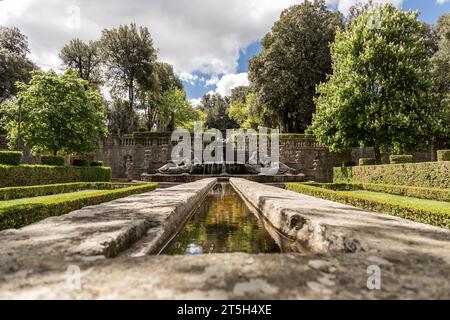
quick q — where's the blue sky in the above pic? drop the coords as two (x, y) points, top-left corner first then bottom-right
(184, 0), (450, 101)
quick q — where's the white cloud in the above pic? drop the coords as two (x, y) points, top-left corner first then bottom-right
(436, 0), (449, 5)
(205, 75), (220, 87)
(215, 73), (249, 96)
(190, 98), (203, 108)
(325, 0), (404, 14)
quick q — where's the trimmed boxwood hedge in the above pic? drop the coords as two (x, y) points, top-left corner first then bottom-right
(0, 165), (112, 187)
(389, 155), (413, 164)
(359, 158), (376, 166)
(0, 151), (22, 165)
(41, 156), (65, 166)
(334, 161), (450, 189)
(90, 161), (104, 167)
(0, 183), (158, 230)
(301, 182), (450, 202)
(72, 159), (89, 167)
(286, 183), (450, 229)
(0, 182), (138, 201)
(438, 150), (450, 162)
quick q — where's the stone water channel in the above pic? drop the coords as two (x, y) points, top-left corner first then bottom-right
(1, 178), (450, 299)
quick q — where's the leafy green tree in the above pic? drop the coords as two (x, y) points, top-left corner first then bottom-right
(431, 14), (450, 147)
(2, 69), (107, 155)
(249, 0), (343, 132)
(59, 38), (102, 88)
(228, 87), (264, 129)
(158, 88), (203, 131)
(100, 23), (157, 113)
(106, 97), (139, 135)
(310, 4), (434, 161)
(201, 93), (238, 131)
(0, 26), (36, 103)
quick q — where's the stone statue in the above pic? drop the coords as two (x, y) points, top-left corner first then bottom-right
(157, 159), (192, 175)
(143, 150), (151, 173)
(125, 156), (134, 181)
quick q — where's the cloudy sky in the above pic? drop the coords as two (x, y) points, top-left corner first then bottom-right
(1, 0), (449, 104)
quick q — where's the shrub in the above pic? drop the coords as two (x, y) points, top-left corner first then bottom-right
(0, 182), (138, 201)
(334, 161), (450, 189)
(0, 183), (158, 230)
(359, 158), (376, 166)
(390, 155), (413, 164)
(286, 183), (450, 229)
(0, 151), (22, 165)
(0, 165), (112, 187)
(90, 161), (104, 167)
(437, 150), (450, 162)
(342, 161), (356, 167)
(72, 159), (89, 167)
(41, 155), (65, 166)
(301, 182), (450, 202)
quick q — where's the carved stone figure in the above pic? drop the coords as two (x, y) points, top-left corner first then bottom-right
(125, 156), (134, 181)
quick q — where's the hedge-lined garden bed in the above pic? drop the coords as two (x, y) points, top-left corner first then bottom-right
(285, 183), (450, 229)
(333, 161), (450, 189)
(0, 183), (158, 230)
(300, 182), (450, 202)
(0, 165), (112, 187)
(0, 182), (139, 201)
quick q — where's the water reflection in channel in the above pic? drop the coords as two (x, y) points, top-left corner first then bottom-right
(163, 183), (281, 255)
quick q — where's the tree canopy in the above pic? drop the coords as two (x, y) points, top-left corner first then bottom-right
(249, 0), (343, 133)
(310, 4), (435, 161)
(2, 69), (107, 155)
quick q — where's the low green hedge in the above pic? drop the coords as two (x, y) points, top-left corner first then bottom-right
(0, 182), (138, 201)
(438, 150), (450, 162)
(0, 183), (158, 230)
(0, 165), (112, 187)
(90, 161), (104, 167)
(0, 151), (22, 165)
(334, 161), (450, 189)
(72, 159), (90, 167)
(41, 156), (65, 166)
(286, 183), (450, 229)
(359, 158), (376, 166)
(389, 155), (413, 164)
(301, 182), (450, 202)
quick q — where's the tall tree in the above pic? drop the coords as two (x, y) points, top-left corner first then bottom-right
(310, 4), (434, 161)
(201, 93), (238, 131)
(2, 69), (106, 155)
(59, 38), (102, 88)
(0, 26), (35, 103)
(106, 97), (139, 135)
(249, 0), (343, 132)
(431, 14), (450, 147)
(100, 23), (157, 114)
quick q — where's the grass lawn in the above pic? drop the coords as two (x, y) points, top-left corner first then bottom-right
(286, 183), (450, 229)
(348, 190), (450, 212)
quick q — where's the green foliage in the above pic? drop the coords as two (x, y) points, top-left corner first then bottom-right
(2, 69), (107, 155)
(228, 90), (265, 129)
(201, 93), (238, 131)
(0, 165), (112, 187)
(0, 183), (157, 230)
(438, 150), (450, 162)
(100, 23), (157, 110)
(0, 151), (22, 165)
(390, 155), (413, 164)
(90, 161), (104, 167)
(249, 0), (343, 132)
(359, 158), (376, 166)
(72, 159), (89, 167)
(41, 156), (65, 166)
(286, 183), (450, 229)
(0, 26), (36, 103)
(333, 161), (450, 189)
(311, 4), (434, 160)
(301, 182), (450, 202)
(59, 38), (102, 88)
(0, 182), (138, 201)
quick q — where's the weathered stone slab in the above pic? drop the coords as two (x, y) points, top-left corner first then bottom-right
(0, 252), (449, 299)
(230, 178), (450, 263)
(0, 179), (216, 275)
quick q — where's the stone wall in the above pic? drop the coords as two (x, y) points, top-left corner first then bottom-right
(94, 133), (352, 182)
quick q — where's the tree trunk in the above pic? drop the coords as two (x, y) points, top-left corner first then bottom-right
(373, 141), (382, 164)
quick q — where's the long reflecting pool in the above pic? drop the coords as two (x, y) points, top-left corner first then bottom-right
(163, 183), (280, 255)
